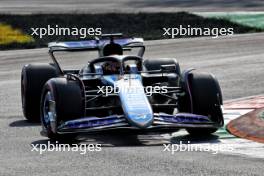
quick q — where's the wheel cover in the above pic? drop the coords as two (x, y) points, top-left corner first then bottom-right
(43, 91), (57, 133)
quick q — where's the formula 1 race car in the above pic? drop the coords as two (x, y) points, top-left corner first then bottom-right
(21, 33), (224, 140)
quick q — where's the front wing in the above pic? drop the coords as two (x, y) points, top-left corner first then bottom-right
(41, 113), (222, 136)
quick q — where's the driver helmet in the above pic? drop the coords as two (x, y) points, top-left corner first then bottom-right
(102, 61), (120, 74)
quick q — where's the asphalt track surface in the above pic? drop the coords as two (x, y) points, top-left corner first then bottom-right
(0, 33), (264, 175)
(0, 0), (264, 14)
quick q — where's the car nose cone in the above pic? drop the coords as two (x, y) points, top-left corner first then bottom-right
(127, 113), (153, 128)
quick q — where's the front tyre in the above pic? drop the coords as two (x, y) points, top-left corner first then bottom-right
(181, 71), (224, 136)
(40, 78), (84, 141)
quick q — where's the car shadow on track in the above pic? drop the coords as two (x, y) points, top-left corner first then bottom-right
(170, 134), (221, 144)
(31, 132), (222, 148)
(9, 119), (222, 147)
(31, 134), (164, 147)
(9, 119), (40, 127)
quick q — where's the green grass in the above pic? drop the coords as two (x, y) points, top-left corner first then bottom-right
(260, 111), (264, 120)
(200, 13), (264, 29)
(0, 12), (262, 50)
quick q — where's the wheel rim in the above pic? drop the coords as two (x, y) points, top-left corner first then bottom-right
(43, 91), (57, 133)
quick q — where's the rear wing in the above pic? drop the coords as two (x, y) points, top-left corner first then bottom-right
(48, 36), (145, 74)
(48, 37), (144, 52)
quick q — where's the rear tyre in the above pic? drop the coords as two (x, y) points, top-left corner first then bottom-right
(40, 78), (84, 141)
(143, 58), (180, 75)
(181, 71), (223, 136)
(143, 58), (181, 114)
(21, 63), (58, 122)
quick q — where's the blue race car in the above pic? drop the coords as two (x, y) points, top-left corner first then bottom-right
(21, 34), (224, 140)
